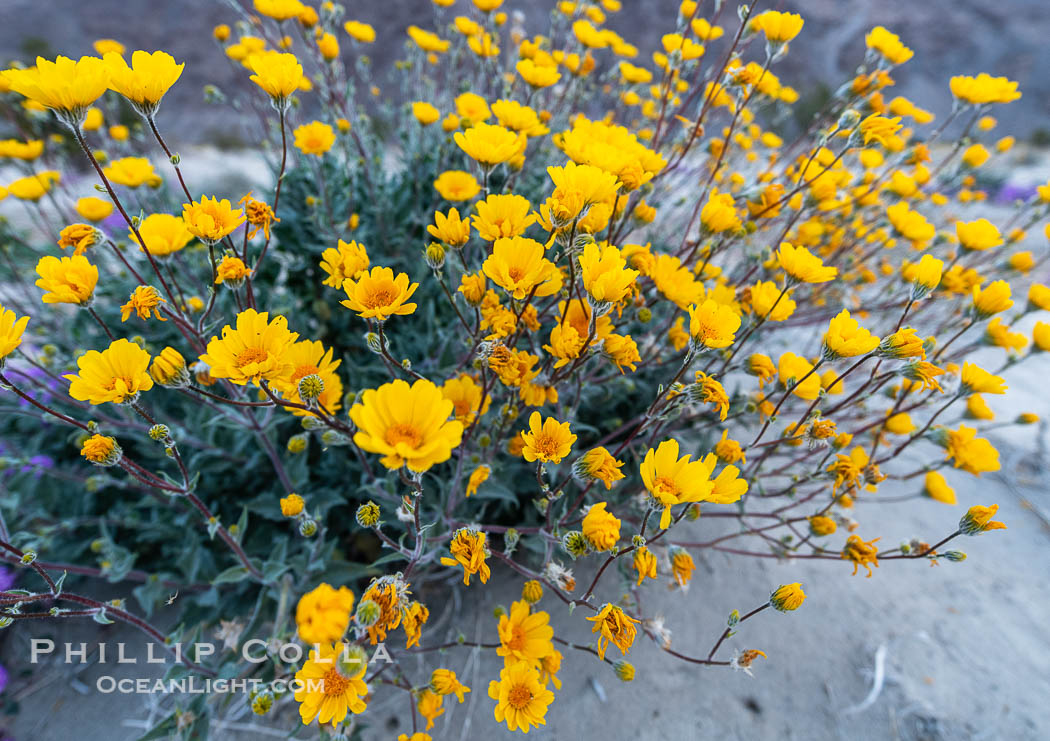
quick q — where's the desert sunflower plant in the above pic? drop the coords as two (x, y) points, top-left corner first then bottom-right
(0, 0), (1044, 737)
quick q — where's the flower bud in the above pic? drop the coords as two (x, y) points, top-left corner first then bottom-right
(562, 530), (589, 559)
(148, 424), (170, 442)
(149, 347), (190, 388)
(522, 579), (543, 604)
(356, 599), (381, 627)
(425, 242), (446, 270)
(613, 660), (635, 682)
(365, 332), (382, 354)
(250, 688), (274, 715)
(356, 500), (380, 527)
(769, 582), (806, 612)
(287, 434), (308, 454)
(297, 374), (324, 405)
(298, 518), (317, 537)
(280, 493), (305, 517)
(336, 644), (370, 678)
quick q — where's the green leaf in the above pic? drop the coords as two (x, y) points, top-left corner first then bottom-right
(212, 565), (250, 585)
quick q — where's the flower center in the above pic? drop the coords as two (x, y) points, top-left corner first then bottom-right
(507, 683), (532, 710)
(291, 363), (320, 384)
(322, 668), (349, 697)
(505, 625), (526, 652)
(651, 476), (681, 503)
(385, 423), (422, 449)
(507, 266), (525, 282)
(531, 433), (560, 458)
(236, 347), (268, 367)
(453, 400), (472, 418)
(363, 285), (398, 308)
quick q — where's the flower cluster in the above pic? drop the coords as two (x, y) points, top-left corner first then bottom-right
(0, 0), (1038, 737)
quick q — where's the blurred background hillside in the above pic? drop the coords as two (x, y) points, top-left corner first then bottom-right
(3, 0), (1050, 147)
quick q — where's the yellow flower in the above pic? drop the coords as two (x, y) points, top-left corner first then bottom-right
(777, 242), (837, 284)
(1028, 283), (1050, 311)
(865, 26), (913, 64)
(578, 243), (638, 306)
(214, 255), (252, 286)
(2, 55), (109, 123)
(293, 120), (335, 155)
(950, 74), (1021, 105)
(103, 51), (183, 115)
(248, 51), (303, 101)
(7, 171), (60, 201)
(0, 304), (30, 361)
(971, 280), (1013, 317)
(441, 527), (490, 585)
(276, 339), (344, 417)
(748, 281), (794, 321)
(454, 91), (491, 123)
(103, 156), (161, 188)
(496, 599), (554, 667)
(943, 425), (1000, 475)
(858, 114), (902, 147)
(254, 0), (307, 21)
(407, 25), (451, 53)
(488, 660), (555, 733)
(842, 534), (881, 577)
(777, 352), (822, 400)
(433, 170), (481, 201)
(1035, 322), (1050, 352)
(280, 493), (305, 517)
(670, 547), (695, 587)
(517, 58), (561, 88)
(492, 99), (548, 137)
(358, 575), (411, 644)
(412, 101), (440, 125)
(749, 10), (804, 43)
(149, 347), (189, 387)
(339, 266), (418, 321)
(959, 504), (1007, 535)
(296, 583), (355, 644)
(748, 353), (777, 387)
(960, 363), (1007, 395)
(349, 378), (464, 472)
(441, 373), (490, 424)
(120, 285), (166, 322)
(574, 447), (625, 489)
(769, 582), (806, 611)
(688, 299), (741, 350)
(66, 338), (153, 405)
(80, 434), (121, 466)
(483, 236), (558, 300)
(431, 669), (471, 703)
(458, 272), (487, 306)
(923, 471), (956, 505)
(344, 20), (376, 43)
(293, 642), (368, 726)
(75, 196), (114, 222)
(823, 309), (879, 359)
(640, 439), (714, 530)
(319, 239), (370, 288)
(887, 202), (935, 247)
(520, 411), (576, 463)
(454, 122), (525, 168)
(428, 208), (471, 247)
(700, 189), (742, 233)
(586, 603), (639, 660)
(316, 32), (339, 60)
(548, 160), (620, 208)
(808, 515), (837, 536)
(239, 192), (279, 240)
(633, 546), (658, 585)
(415, 689), (444, 731)
(955, 218), (1003, 251)
(466, 464), (490, 496)
(199, 308), (298, 386)
(402, 600), (429, 649)
(182, 196), (246, 244)
(130, 213), (195, 257)
(35, 254), (98, 305)
(911, 254), (943, 296)
(473, 194), (537, 241)
(57, 223), (99, 257)
(582, 501), (621, 551)
(0, 138), (44, 160)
